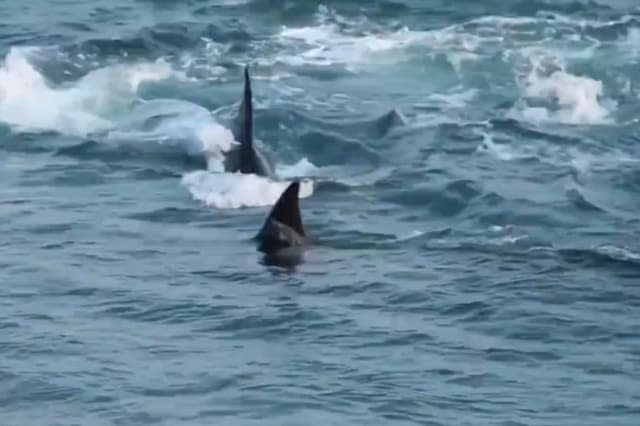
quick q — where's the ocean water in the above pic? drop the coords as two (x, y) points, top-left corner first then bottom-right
(1, 0), (640, 424)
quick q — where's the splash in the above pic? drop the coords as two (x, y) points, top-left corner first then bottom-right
(0, 47), (179, 137)
(181, 165), (315, 210)
(106, 98), (237, 167)
(512, 51), (612, 125)
(0, 46), (321, 211)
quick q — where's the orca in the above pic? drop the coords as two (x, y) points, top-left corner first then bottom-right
(224, 65), (274, 177)
(255, 181), (309, 255)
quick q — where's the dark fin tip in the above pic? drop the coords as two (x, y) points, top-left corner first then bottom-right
(237, 63), (253, 152)
(268, 181), (305, 236)
(244, 64), (251, 91)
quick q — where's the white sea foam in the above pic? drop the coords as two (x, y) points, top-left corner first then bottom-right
(0, 47), (181, 137)
(274, 20), (487, 73)
(268, 4), (634, 108)
(181, 165), (315, 209)
(180, 153), (395, 209)
(108, 100), (319, 209)
(0, 47), (319, 211)
(269, 10), (557, 69)
(271, 5), (430, 69)
(521, 71), (610, 124)
(0, 47), (318, 210)
(106, 98), (237, 168)
(230, 5), (640, 99)
(275, 24), (425, 69)
(511, 50), (613, 125)
(105, 98), (318, 210)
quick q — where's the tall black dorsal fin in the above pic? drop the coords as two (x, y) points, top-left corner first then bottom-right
(262, 181), (305, 236)
(237, 65), (253, 151)
(226, 65), (274, 177)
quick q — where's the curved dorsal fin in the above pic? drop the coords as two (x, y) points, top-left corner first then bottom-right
(263, 181), (305, 236)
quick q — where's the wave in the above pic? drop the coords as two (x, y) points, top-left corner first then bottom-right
(3, 6), (636, 212)
(6, 6), (633, 132)
(477, 125), (638, 179)
(0, 45), (408, 210)
(0, 47), (317, 209)
(558, 245), (640, 270)
(0, 46), (180, 137)
(263, 5), (635, 126)
(268, 6), (640, 66)
(0, 47), (241, 170)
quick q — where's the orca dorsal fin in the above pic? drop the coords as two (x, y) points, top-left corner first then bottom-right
(263, 181), (305, 236)
(237, 65), (253, 151)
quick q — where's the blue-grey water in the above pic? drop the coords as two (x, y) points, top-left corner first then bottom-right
(1, 1), (640, 425)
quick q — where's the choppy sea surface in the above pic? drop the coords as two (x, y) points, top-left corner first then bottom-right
(1, 1), (640, 425)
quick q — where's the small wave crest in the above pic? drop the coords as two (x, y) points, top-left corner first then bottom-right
(559, 245), (640, 269)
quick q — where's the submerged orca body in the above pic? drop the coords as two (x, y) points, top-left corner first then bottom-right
(224, 66), (274, 177)
(255, 181), (309, 255)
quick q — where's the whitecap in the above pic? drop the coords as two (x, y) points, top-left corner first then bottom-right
(0, 46), (181, 137)
(511, 50), (613, 125)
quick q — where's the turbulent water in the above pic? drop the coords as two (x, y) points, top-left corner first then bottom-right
(2, 0), (640, 424)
